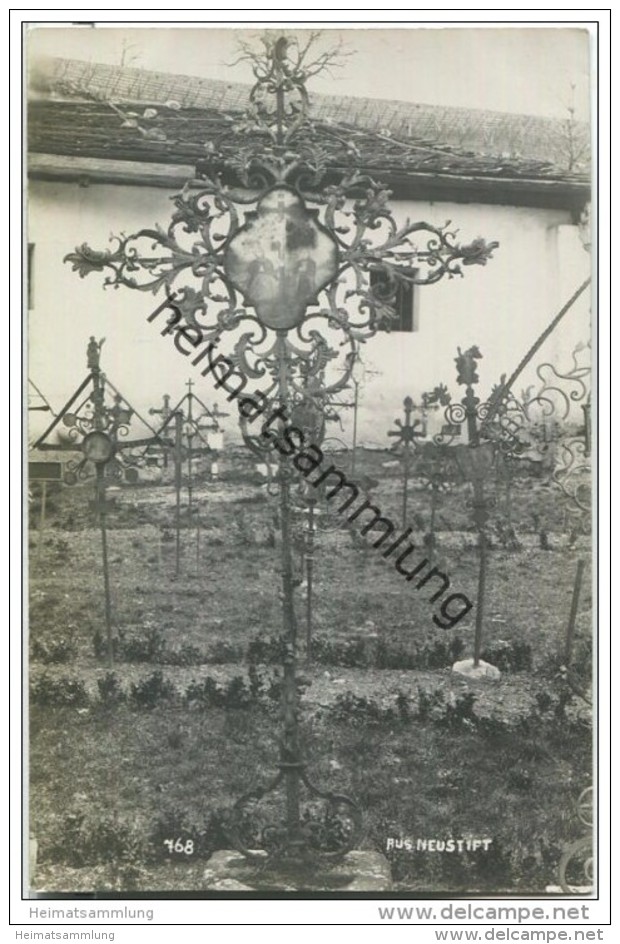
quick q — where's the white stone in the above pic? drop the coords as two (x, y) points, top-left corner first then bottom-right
(452, 657), (501, 680)
(203, 849), (392, 891)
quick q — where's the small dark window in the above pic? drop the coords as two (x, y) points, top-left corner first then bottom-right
(370, 270), (417, 332)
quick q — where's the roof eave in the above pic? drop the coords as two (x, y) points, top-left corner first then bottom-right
(28, 152), (590, 213)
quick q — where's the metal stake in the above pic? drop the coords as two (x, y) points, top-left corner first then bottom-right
(351, 380), (359, 476)
(280, 467), (302, 847)
(276, 331), (303, 853)
(149, 394), (172, 468)
(305, 499), (316, 663)
(196, 516), (201, 576)
(428, 480), (438, 567)
(474, 516), (488, 668)
(565, 559), (586, 666)
(186, 379), (194, 516)
(174, 411), (182, 578)
(95, 463), (114, 668)
(402, 444), (410, 528)
(387, 397), (425, 528)
(36, 481), (47, 565)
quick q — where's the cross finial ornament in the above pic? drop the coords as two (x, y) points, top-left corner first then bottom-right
(149, 394), (172, 422)
(87, 336), (105, 372)
(388, 396), (427, 448)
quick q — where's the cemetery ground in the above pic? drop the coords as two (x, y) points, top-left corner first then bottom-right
(28, 448), (593, 894)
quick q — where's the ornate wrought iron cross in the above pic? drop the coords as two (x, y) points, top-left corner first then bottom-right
(149, 394), (173, 467)
(63, 32), (498, 865)
(148, 383), (227, 575)
(387, 395), (427, 526)
(329, 353), (382, 474)
(427, 346), (500, 668)
(33, 339), (166, 665)
(434, 336), (591, 673)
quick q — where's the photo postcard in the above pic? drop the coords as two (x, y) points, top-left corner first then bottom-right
(24, 22), (596, 900)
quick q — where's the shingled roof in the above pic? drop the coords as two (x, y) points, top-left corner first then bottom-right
(28, 56), (591, 210)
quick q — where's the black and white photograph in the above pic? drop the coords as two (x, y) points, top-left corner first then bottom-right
(24, 20), (597, 903)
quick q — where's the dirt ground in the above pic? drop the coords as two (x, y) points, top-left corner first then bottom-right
(27, 450), (593, 895)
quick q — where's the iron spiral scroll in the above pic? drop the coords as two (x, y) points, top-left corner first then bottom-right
(228, 764), (363, 865)
(557, 787), (594, 895)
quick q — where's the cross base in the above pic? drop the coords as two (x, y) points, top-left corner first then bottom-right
(202, 849), (392, 892)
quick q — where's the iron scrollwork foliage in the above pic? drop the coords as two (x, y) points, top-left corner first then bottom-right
(490, 344), (591, 525)
(228, 764), (363, 865)
(64, 33), (499, 386)
(439, 341), (590, 452)
(557, 787), (594, 894)
(438, 342), (592, 531)
(64, 141), (500, 505)
(64, 180), (498, 347)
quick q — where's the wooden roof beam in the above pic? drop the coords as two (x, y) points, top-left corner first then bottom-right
(28, 152), (590, 212)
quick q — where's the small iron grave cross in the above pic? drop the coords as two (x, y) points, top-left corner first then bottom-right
(149, 393), (173, 423)
(388, 396), (427, 450)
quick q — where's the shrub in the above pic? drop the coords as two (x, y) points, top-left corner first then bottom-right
(224, 675), (252, 709)
(92, 631), (121, 662)
(207, 640), (244, 664)
(375, 638), (419, 670)
(184, 675), (253, 710)
(31, 675), (89, 707)
(439, 692), (478, 731)
(251, 631), (464, 672)
(245, 664), (283, 706)
(426, 637), (465, 669)
(535, 691), (554, 714)
(567, 634), (593, 693)
(476, 713), (510, 739)
(247, 633), (285, 664)
(480, 641), (533, 673)
(31, 633), (77, 665)
(248, 663), (263, 701)
(185, 676), (222, 709)
(119, 624), (166, 663)
(97, 672), (126, 707)
(328, 692), (395, 726)
(129, 671), (175, 709)
(414, 685), (446, 722)
(326, 687), (509, 730)
(395, 691), (412, 723)
(311, 635), (368, 668)
(94, 626), (243, 668)
(164, 644), (207, 666)
(46, 805), (147, 869)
